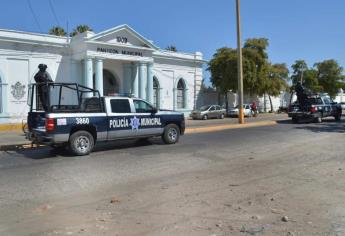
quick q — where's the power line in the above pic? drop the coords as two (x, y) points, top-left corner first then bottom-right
(27, 0), (43, 33)
(49, 0), (61, 26)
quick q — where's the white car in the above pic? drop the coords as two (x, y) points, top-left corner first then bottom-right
(227, 104), (253, 117)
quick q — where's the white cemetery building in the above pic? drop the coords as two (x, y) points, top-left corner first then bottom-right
(0, 24), (204, 124)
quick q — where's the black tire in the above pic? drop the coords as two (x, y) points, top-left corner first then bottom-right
(69, 130), (94, 156)
(219, 113), (225, 119)
(292, 117), (298, 124)
(162, 124), (180, 144)
(314, 116), (322, 123)
(334, 114), (341, 121)
(202, 115), (208, 120)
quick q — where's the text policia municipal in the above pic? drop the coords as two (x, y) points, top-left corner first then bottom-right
(109, 117), (162, 128)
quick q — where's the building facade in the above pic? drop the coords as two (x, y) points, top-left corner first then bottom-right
(0, 24), (204, 124)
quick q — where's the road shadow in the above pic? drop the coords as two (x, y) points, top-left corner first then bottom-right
(276, 118), (345, 133)
(1, 138), (163, 160)
(294, 122), (345, 133)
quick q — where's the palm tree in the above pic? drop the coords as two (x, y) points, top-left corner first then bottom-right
(48, 26), (67, 36)
(70, 25), (93, 37)
(166, 45), (177, 52)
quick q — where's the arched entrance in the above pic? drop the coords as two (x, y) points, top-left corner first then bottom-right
(93, 69), (119, 96)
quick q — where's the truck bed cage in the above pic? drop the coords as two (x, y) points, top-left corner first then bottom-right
(28, 82), (104, 113)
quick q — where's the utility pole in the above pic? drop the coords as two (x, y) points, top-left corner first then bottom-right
(236, 0), (244, 124)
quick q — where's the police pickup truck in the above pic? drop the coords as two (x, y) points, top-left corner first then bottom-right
(27, 83), (185, 155)
(288, 94), (342, 123)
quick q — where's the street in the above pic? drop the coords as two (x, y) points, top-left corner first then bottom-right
(0, 118), (345, 236)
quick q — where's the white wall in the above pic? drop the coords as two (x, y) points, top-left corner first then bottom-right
(153, 60), (202, 112)
(0, 46), (66, 123)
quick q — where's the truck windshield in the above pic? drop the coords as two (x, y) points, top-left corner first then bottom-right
(307, 97), (323, 105)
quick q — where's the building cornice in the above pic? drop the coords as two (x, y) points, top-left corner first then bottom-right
(85, 41), (155, 52)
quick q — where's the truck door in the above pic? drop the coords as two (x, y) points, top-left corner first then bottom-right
(107, 98), (134, 139)
(132, 99), (163, 137)
(323, 97), (332, 116)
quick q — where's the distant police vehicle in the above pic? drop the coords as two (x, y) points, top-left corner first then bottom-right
(27, 83), (185, 155)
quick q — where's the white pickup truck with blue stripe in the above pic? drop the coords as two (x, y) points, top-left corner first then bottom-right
(27, 83), (185, 155)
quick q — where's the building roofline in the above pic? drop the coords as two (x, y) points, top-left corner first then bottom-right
(89, 24), (159, 50)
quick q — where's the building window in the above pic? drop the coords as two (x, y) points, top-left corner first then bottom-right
(153, 77), (160, 108)
(177, 79), (186, 109)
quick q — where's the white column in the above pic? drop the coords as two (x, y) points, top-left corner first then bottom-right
(84, 57), (93, 88)
(139, 62), (147, 100)
(123, 63), (132, 95)
(146, 63), (153, 103)
(95, 58), (103, 96)
(132, 64), (139, 97)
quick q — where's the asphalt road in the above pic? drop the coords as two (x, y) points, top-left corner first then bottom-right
(0, 118), (344, 235)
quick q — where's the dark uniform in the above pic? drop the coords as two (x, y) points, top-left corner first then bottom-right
(34, 64), (53, 111)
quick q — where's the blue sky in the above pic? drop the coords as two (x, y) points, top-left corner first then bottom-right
(2, 0), (345, 84)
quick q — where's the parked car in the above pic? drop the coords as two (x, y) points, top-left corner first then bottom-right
(227, 104), (253, 117)
(190, 105), (226, 120)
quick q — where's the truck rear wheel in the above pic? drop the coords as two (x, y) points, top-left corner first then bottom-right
(69, 130), (94, 156)
(314, 116), (322, 123)
(162, 124), (180, 144)
(334, 114), (341, 121)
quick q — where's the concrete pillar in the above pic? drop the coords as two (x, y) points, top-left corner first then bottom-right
(132, 64), (139, 97)
(95, 59), (103, 96)
(173, 88), (176, 110)
(139, 62), (147, 100)
(146, 63), (153, 103)
(184, 88), (188, 109)
(84, 57), (93, 88)
(123, 63), (132, 95)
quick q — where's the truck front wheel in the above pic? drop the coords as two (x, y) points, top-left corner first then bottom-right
(162, 124), (180, 144)
(69, 130), (94, 156)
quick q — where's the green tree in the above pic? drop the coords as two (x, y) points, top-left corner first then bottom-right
(242, 38), (269, 96)
(315, 59), (344, 98)
(266, 63), (289, 111)
(291, 60), (308, 85)
(70, 25), (93, 37)
(166, 45), (177, 52)
(48, 26), (67, 36)
(208, 47), (238, 94)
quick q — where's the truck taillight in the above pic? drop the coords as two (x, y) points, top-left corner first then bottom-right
(310, 106), (317, 113)
(45, 118), (55, 131)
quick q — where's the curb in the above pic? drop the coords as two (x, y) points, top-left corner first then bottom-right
(185, 120), (278, 134)
(0, 123), (22, 132)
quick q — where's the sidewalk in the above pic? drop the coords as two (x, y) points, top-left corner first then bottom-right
(0, 113), (289, 149)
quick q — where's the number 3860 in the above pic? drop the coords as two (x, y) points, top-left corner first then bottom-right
(76, 118), (90, 124)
